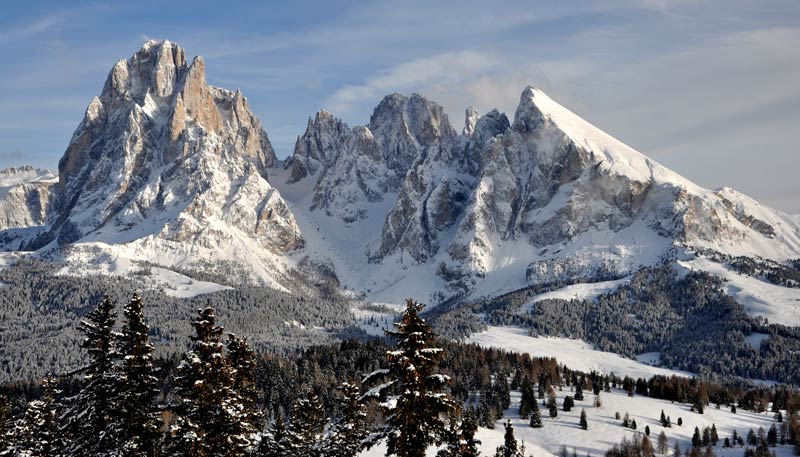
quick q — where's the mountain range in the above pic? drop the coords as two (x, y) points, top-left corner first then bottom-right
(2, 39), (799, 308)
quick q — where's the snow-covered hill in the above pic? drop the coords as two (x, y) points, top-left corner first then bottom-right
(1, 39), (799, 310)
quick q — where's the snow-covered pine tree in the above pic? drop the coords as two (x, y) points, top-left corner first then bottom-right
(1, 377), (63, 456)
(116, 292), (160, 455)
(283, 389), (326, 457)
(65, 294), (120, 456)
(258, 412), (288, 457)
(494, 420), (523, 457)
(437, 408), (481, 457)
(169, 307), (241, 456)
(323, 382), (368, 457)
(226, 334), (261, 452)
(363, 299), (457, 457)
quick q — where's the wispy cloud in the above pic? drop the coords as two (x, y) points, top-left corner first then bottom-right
(325, 51), (498, 117)
(0, 14), (64, 44)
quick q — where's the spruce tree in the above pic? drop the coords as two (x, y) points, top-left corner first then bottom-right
(574, 381), (584, 401)
(364, 299), (456, 457)
(226, 334), (261, 451)
(579, 408), (588, 430)
(2, 377), (63, 456)
(529, 399), (543, 428)
(117, 292), (160, 455)
(169, 307), (242, 456)
(437, 409), (480, 457)
(259, 413), (288, 457)
(494, 420), (522, 457)
(324, 382), (368, 457)
(283, 389), (326, 457)
(563, 395), (574, 412)
(66, 294), (120, 456)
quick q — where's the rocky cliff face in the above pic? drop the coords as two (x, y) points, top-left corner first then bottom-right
(3, 41), (302, 288)
(0, 166), (56, 234)
(281, 86), (800, 300)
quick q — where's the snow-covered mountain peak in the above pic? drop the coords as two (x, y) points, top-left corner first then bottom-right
(1, 41), (304, 287)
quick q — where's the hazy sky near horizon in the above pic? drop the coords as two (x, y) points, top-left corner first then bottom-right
(1, 0), (798, 211)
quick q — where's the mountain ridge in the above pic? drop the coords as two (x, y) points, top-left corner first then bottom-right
(1, 40), (798, 307)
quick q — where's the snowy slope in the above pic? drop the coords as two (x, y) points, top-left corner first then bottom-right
(361, 386), (795, 456)
(467, 326), (692, 379)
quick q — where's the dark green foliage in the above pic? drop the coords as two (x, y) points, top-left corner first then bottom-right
(494, 420), (523, 457)
(474, 264), (800, 384)
(168, 307), (247, 456)
(117, 292), (160, 454)
(580, 409), (588, 430)
(364, 299), (456, 457)
(65, 294), (120, 456)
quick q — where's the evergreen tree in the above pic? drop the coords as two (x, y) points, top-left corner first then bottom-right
(574, 381), (584, 401)
(169, 307), (242, 456)
(579, 409), (588, 430)
(226, 334), (261, 451)
(563, 395), (574, 412)
(65, 295), (120, 456)
(660, 410), (668, 427)
(692, 427), (702, 447)
(519, 378), (535, 420)
(0, 395), (10, 451)
(2, 377), (63, 456)
(324, 382), (368, 457)
(283, 389), (326, 457)
(258, 413), (288, 457)
(710, 424), (718, 446)
(438, 408), (480, 457)
(529, 399), (543, 428)
(117, 292), (160, 455)
(548, 397), (558, 419)
(494, 420), (522, 457)
(363, 299), (456, 457)
(645, 425), (651, 436)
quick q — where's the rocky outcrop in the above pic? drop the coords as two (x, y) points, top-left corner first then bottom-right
(0, 166), (56, 232)
(31, 40), (301, 257)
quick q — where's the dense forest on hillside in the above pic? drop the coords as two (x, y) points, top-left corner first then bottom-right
(433, 264), (800, 385)
(0, 259), (355, 381)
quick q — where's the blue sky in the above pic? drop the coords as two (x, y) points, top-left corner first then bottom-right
(1, 0), (798, 211)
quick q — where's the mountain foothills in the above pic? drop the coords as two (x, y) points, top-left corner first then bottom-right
(1, 40), (800, 382)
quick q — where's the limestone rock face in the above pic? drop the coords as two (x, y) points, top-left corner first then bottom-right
(32, 40), (301, 261)
(0, 167), (56, 233)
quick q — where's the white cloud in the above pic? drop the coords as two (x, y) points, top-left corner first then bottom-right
(325, 51), (498, 118)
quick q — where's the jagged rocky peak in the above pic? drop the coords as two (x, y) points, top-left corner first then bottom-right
(286, 109), (351, 183)
(462, 106), (480, 136)
(368, 93), (458, 172)
(32, 39), (301, 259)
